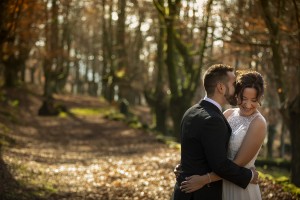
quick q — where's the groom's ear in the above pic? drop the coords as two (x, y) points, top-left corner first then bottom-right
(216, 82), (225, 94)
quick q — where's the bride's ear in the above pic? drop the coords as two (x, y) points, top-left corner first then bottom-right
(235, 94), (240, 103)
(258, 95), (264, 106)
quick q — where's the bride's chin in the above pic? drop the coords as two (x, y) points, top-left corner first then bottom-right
(240, 108), (254, 116)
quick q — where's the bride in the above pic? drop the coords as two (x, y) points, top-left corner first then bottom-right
(180, 70), (267, 200)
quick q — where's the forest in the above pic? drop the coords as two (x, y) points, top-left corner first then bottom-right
(0, 0), (299, 199)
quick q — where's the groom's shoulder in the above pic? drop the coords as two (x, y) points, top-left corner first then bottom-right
(184, 102), (221, 117)
(197, 104), (222, 119)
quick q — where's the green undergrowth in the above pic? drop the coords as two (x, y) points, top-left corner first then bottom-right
(154, 133), (180, 149)
(63, 106), (146, 129)
(59, 107), (114, 118)
(105, 106), (181, 149)
(0, 98), (19, 124)
(0, 125), (53, 199)
(103, 109), (146, 129)
(256, 158), (300, 196)
(0, 123), (15, 149)
(103, 108), (181, 149)
(259, 171), (300, 197)
(2, 161), (57, 200)
(256, 158), (291, 170)
(256, 160), (290, 178)
(70, 107), (110, 116)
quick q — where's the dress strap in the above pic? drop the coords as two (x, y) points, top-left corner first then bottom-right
(248, 111), (261, 123)
(227, 108), (238, 121)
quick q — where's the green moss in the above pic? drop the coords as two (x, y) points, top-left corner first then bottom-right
(58, 112), (68, 118)
(104, 110), (125, 121)
(0, 123), (15, 150)
(70, 108), (101, 116)
(166, 140), (181, 149)
(128, 121), (142, 129)
(8, 99), (19, 107)
(282, 183), (300, 196)
(256, 158), (291, 170)
(257, 164), (290, 178)
(155, 134), (180, 149)
(126, 116), (142, 129)
(4, 162), (58, 199)
(259, 171), (300, 197)
(69, 107), (111, 116)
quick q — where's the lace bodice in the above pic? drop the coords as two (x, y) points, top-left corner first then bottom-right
(227, 108), (260, 168)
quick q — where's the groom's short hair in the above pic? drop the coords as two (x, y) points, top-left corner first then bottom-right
(203, 64), (234, 96)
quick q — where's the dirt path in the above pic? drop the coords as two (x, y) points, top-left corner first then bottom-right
(2, 94), (179, 200)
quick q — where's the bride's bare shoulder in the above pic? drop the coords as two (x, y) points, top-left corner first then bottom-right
(223, 108), (235, 119)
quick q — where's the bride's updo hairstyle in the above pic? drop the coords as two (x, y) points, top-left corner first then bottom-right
(235, 70), (265, 105)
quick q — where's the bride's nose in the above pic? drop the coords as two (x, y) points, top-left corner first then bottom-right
(244, 101), (253, 109)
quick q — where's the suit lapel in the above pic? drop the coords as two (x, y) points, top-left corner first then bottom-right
(221, 113), (232, 133)
(199, 100), (232, 134)
(200, 100), (232, 150)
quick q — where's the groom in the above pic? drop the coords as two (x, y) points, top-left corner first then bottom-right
(171, 64), (258, 199)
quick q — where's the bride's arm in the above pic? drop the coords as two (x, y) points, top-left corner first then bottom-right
(233, 115), (266, 166)
(224, 109), (267, 166)
(208, 115), (266, 182)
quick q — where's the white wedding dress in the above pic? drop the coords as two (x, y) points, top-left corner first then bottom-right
(222, 108), (262, 200)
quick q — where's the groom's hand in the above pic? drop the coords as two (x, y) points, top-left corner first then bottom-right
(250, 168), (259, 184)
(173, 164), (182, 179)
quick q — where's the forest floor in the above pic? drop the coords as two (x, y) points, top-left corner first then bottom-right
(0, 86), (299, 200)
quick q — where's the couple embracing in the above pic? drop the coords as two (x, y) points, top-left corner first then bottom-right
(172, 64), (267, 200)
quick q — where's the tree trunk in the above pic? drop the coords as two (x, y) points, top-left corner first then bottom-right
(143, 0), (169, 134)
(3, 55), (21, 87)
(56, 3), (71, 93)
(155, 103), (168, 134)
(279, 123), (286, 157)
(152, 0), (213, 140)
(290, 0), (300, 185)
(101, 0), (115, 102)
(116, 0), (127, 100)
(101, 0), (108, 99)
(288, 96), (300, 186)
(153, 19), (168, 134)
(39, 0), (59, 113)
(165, 14), (180, 138)
(260, 0), (300, 186)
(266, 124), (276, 158)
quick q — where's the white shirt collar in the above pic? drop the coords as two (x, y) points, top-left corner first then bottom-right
(203, 96), (222, 112)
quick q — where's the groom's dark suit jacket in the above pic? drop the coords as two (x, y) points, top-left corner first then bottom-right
(172, 100), (252, 200)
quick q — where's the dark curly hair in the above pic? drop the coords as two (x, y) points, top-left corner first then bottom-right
(235, 70), (265, 105)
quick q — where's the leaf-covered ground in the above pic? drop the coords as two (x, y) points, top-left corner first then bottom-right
(0, 89), (299, 200)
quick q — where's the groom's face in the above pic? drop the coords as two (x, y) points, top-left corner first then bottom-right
(224, 71), (237, 106)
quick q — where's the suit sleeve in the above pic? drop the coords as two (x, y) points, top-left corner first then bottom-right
(200, 116), (252, 189)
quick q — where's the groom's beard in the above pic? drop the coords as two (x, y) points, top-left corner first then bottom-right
(224, 86), (237, 106)
(225, 94), (237, 106)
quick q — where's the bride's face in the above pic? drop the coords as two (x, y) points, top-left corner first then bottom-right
(237, 88), (260, 116)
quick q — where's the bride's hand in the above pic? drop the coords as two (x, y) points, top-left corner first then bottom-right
(180, 175), (207, 193)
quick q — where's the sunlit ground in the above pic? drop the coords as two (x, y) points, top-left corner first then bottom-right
(1, 94), (298, 200)
(2, 96), (180, 199)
